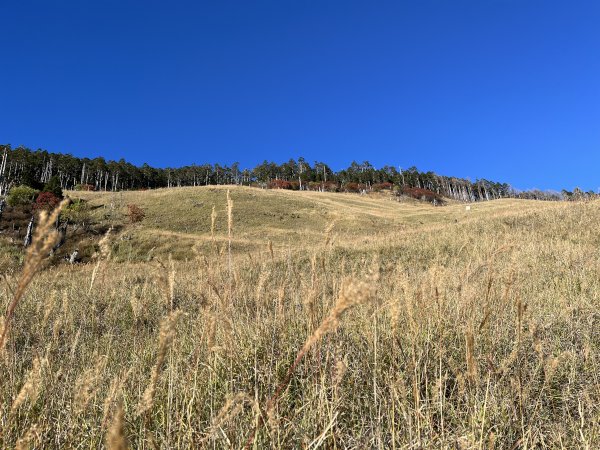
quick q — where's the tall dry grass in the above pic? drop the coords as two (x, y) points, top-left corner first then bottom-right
(0, 195), (598, 448)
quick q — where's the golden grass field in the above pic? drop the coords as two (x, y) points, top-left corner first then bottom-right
(0, 186), (598, 448)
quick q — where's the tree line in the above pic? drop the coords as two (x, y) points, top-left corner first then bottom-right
(0, 143), (577, 202)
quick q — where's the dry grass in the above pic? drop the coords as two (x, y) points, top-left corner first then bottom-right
(71, 185), (551, 260)
(0, 187), (598, 448)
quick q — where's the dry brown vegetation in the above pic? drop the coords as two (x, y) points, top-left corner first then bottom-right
(0, 186), (598, 448)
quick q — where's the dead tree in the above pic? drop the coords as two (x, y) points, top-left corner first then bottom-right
(0, 148), (7, 196)
(24, 216), (34, 247)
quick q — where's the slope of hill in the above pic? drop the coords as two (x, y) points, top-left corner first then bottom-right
(0, 186), (596, 448)
(72, 185), (556, 260)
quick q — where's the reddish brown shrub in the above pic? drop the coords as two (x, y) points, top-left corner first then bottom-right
(127, 204), (146, 223)
(34, 192), (60, 210)
(372, 182), (394, 192)
(307, 181), (340, 192)
(322, 181), (340, 192)
(401, 187), (443, 204)
(268, 179), (292, 190)
(344, 182), (367, 193)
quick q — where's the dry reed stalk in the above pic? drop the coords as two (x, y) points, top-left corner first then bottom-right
(15, 423), (41, 450)
(227, 190), (233, 279)
(41, 289), (58, 329)
(137, 310), (182, 416)
(276, 283), (286, 317)
(323, 220), (336, 248)
(332, 354), (348, 398)
(154, 257), (176, 310)
(50, 291), (74, 347)
(205, 313), (217, 352)
(0, 200), (67, 352)
(388, 273), (409, 335)
(11, 356), (47, 415)
(0, 316), (4, 357)
(304, 255), (319, 333)
(465, 326), (478, 382)
(210, 205), (217, 242)
(201, 392), (258, 444)
(89, 226), (112, 293)
(68, 327), (82, 362)
(244, 277), (376, 448)
(255, 265), (270, 304)
(543, 355), (561, 384)
(0, 200), (68, 358)
(73, 354), (108, 412)
(129, 285), (143, 322)
(168, 254), (176, 310)
(106, 401), (128, 450)
(102, 368), (133, 429)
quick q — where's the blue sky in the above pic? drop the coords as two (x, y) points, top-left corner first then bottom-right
(1, 1), (599, 191)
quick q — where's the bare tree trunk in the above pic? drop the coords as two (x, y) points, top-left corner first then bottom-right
(24, 216), (34, 247)
(0, 149), (7, 196)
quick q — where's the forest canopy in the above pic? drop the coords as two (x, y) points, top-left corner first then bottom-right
(0, 144), (572, 202)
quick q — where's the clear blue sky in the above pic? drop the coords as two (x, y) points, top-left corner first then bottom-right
(1, 1), (599, 191)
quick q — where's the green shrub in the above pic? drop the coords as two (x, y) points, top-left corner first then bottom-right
(61, 198), (90, 224)
(74, 184), (95, 191)
(7, 185), (39, 206)
(43, 175), (63, 198)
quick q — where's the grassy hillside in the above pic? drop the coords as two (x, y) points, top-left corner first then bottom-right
(72, 186), (554, 259)
(0, 187), (597, 448)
